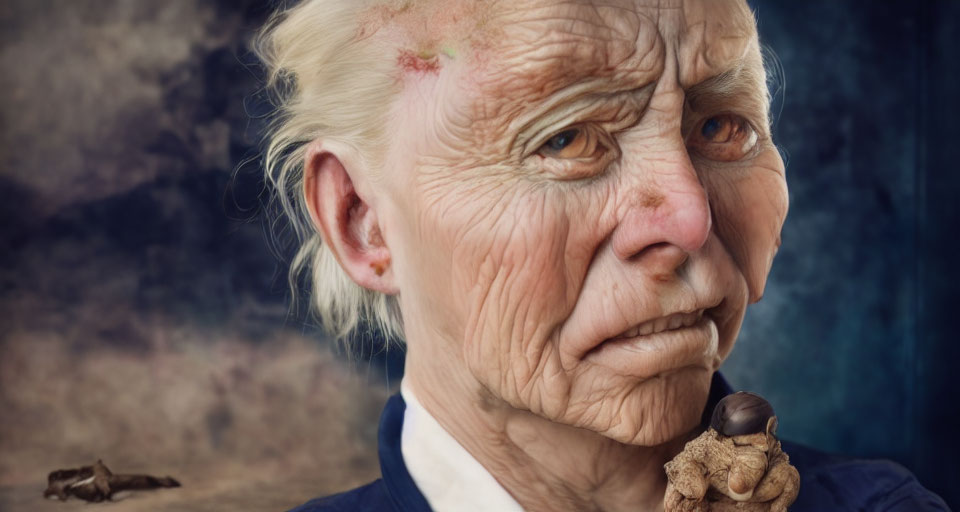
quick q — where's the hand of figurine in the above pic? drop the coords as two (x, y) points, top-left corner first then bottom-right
(665, 481), (709, 512)
(706, 456), (800, 512)
(675, 460), (709, 500)
(740, 453), (800, 512)
(664, 458), (709, 512)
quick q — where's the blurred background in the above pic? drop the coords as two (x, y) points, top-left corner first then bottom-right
(0, 1), (957, 510)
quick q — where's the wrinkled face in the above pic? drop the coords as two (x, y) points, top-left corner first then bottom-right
(731, 432), (774, 453)
(376, 0), (788, 445)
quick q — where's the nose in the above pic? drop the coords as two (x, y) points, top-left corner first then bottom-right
(610, 150), (712, 268)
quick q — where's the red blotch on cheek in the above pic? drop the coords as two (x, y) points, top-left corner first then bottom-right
(397, 49), (441, 75)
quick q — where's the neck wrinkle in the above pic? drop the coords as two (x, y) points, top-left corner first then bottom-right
(404, 350), (690, 512)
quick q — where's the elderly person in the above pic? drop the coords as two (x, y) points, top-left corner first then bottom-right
(255, 0), (948, 511)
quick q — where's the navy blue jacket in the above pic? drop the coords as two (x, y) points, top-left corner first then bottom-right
(290, 374), (950, 511)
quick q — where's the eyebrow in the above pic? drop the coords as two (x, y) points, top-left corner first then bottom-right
(687, 65), (751, 100)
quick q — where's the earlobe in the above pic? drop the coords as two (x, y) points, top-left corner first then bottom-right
(303, 141), (397, 294)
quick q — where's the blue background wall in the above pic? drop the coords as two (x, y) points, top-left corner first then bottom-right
(728, 1), (960, 506)
(1, 0), (956, 508)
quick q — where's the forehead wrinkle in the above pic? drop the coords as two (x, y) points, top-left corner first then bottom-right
(465, 1), (661, 123)
(676, 0), (757, 87)
(424, 0), (763, 161)
(359, 0), (501, 61)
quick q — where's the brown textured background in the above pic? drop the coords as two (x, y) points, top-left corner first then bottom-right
(0, 1), (392, 510)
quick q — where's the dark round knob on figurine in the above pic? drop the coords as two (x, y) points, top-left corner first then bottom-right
(710, 391), (777, 437)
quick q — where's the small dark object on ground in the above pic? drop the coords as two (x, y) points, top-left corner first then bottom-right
(43, 459), (181, 502)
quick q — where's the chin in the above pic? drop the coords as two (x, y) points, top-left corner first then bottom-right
(598, 366), (712, 446)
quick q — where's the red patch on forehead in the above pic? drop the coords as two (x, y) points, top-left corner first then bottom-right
(397, 49), (440, 74)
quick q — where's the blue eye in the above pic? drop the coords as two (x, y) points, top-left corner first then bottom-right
(701, 117), (722, 140)
(536, 125), (608, 163)
(688, 114), (759, 161)
(545, 128), (581, 151)
(534, 124), (615, 178)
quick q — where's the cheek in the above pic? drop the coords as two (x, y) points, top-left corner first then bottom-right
(702, 151), (788, 303)
(467, 197), (588, 395)
(457, 200), (569, 392)
(411, 174), (609, 402)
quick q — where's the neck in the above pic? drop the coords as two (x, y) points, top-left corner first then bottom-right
(404, 345), (697, 512)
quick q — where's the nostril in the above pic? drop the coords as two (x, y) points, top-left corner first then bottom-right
(629, 242), (689, 276)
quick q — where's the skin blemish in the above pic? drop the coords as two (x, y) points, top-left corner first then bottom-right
(641, 193), (665, 208)
(653, 273), (674, 283)
(371, 258), (390, 277)
(398, 48), (441, 74)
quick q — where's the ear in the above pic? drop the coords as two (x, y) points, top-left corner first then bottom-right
(765, 416), (778, 437)
(303, 140), (397, 294)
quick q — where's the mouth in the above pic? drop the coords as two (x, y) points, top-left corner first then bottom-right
(582, 303), (723, 378)
(607, 309), (705, 341)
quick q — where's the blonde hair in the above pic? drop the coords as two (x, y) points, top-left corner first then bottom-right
(255, 0), (404, 342)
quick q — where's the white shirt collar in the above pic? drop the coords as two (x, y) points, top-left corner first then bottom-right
(400, 380), (525, 512)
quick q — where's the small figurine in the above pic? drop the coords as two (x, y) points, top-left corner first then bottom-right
(664, 392), (800, 511)
(43, 459), (180, 502)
